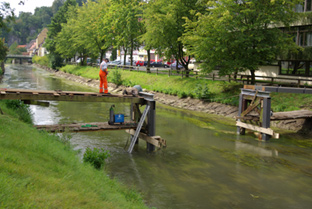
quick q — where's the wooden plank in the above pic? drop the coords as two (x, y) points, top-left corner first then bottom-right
(240, 98), (261, 117)
(244, 85), (255, 90)
(236, 121), (274, 135)
(0, 88), (144, 104)
(126, 129), (166, 148)
(271, 110), (312, 120)
(35, 122), (137, 133)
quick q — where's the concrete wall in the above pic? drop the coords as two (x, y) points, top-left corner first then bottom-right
(240, 65), (312, 85)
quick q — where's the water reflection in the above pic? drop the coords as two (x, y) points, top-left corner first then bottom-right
(1, 64), (312, 209)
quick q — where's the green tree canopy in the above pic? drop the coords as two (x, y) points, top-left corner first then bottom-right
(45, 0), (77, 69)
(142, 0), (206, 74)
(107, 0), (143, 65)
(182, 0), (302, 83)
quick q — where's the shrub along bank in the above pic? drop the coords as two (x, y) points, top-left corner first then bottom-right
(0, 100), (148, 208)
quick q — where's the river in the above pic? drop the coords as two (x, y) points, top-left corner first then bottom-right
(1, 64), (312, 209)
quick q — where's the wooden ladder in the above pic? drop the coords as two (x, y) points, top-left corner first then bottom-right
(127, 104), (150, 153)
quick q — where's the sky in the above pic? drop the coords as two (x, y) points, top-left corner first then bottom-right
(5, 0), (55, 16)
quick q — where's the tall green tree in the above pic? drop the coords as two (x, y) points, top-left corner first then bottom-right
(76, 0), (112, 62)
(45, 0), (77, 69)
(0, 2), (14, 61)
(109, 0), (143, 65)
(143, 0), (205, 75)
(182, 0), (302, 84)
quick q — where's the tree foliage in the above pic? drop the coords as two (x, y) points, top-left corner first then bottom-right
(108, 0), (143, 65)
(45, 0), (77, 69)
(142, 0), (206, 74)
(182, 0), (302, 83)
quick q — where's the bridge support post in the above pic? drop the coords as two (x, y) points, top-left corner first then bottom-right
(262, 97), (271, 141)
(237, 93), (245, 135)
(146, 100), (156, 152)
(236, 87), (272, 141)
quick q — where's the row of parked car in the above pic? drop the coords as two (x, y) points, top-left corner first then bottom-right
(108, 60), (184, 69)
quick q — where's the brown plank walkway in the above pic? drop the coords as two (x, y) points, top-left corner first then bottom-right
(35, 122), (137, 133)
(0, 88), (144, 104)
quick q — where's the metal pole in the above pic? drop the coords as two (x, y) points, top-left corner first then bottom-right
(262, 97), (271, 141)
(146, 100), (156, 152)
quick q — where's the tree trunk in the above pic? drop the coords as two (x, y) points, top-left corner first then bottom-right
(147, 49), (151, 73)
(123, 47), (127, 66)
(250, 69), (256, 84)
(130, 40), (134, 66)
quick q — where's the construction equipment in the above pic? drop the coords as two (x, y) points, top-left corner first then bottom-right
(108, 104), (125, 125)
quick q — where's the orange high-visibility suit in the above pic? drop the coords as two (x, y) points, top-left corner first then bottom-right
(99, 61), (108, 93)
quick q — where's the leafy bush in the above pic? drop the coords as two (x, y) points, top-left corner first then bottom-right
(83, 147), (110, 169)
(177, 91), (187, 98)
(122, 79), (134, 87)
(111, 69), (122, 86)
(32, 55), (49, 66)
(4, 100), (32, 124)
(194, 84), (212, 99)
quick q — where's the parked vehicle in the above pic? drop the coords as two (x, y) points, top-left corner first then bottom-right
(125, 61), (136, 66)
(150, 61), (169, 68)
(136, 61), (145, 66)
(170, 62), (184, 69)
(108, 60), (121, 65)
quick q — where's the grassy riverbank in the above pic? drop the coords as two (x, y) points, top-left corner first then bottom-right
(58, 64), (312, 112)
(0, 101), (148, 208)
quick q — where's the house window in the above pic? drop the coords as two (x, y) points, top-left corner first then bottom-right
(295, 1), (312, 12)
(295, 3), (304, 12)
(286, 26), (312, 47)
(307, 0), (312, 11)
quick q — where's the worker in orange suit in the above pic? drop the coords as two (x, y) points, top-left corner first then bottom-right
(99, 58), (109, 94)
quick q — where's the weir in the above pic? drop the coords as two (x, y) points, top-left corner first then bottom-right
(0, 88), (165, 153)
(236, 85), (312, 141)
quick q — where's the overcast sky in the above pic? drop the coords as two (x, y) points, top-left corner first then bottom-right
(4, 0), (54, 16)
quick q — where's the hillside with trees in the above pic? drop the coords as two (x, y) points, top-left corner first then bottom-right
(0, 0), (90, 46)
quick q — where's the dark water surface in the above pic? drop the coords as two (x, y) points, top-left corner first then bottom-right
(1, 64), (312, 209)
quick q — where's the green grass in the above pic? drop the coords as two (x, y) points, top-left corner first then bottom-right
(58, 65), (312, 112)
(60, 65), (242, 106)
(0, 101), (148, 208)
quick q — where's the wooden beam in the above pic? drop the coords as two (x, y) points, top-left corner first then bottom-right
(0, 88), (144, 104)
(35, 122), (137, 133)
(236, 121), (279, 139)
(125, 129), (166, 148)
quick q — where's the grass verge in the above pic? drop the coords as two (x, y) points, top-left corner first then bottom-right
(60, 65), (242, 106)
(0, 100), (147, 209)
(55, 65), (312, 112)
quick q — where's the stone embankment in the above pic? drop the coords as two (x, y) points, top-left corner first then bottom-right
(36, 64), (310, 133)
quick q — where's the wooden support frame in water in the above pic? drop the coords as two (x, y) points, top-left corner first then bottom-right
(0, 88), (160, 152)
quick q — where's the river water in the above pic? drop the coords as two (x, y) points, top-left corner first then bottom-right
(1, 64), (312, 209)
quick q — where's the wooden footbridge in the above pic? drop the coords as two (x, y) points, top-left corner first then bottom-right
(0, 88), (166, 153)
(236, 85), (312, 141)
